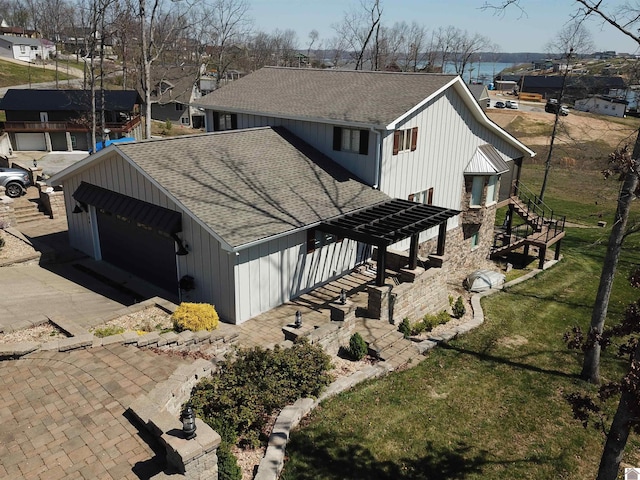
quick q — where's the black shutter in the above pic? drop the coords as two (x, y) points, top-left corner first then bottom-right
(410, 127), (418, 151)
(333, 126), (342, 151)
(359, 129), (369, 155)
(213, 112), (220, 131)
(231, 114), (238, 129)
(392, 130), (400, 155)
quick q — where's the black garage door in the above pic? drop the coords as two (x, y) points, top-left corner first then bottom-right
(97, 210), (178, 293)
(73, 182), (182, 295)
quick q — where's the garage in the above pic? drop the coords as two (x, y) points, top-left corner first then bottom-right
(15, 132), (47, 151)
(73, 182), (181, 294)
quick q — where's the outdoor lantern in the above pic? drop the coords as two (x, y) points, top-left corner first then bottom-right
(295, 310), (302, 328)
(181, 405), (197, 440)
(339, 289), (347, 305)
(33, 159), (37, 168)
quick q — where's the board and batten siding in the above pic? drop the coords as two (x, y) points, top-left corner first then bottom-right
(61, 153), (237, 323)
(234, 234), (359, 323)
(380, 88), (523, 249)
(204, 109), (378, 187)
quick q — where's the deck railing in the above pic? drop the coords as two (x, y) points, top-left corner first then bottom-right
(1, 115), (141, 133)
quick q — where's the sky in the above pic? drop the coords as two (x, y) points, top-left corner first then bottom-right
(249, 0), (639, 55)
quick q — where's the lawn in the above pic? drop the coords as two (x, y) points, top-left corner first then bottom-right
(282, 131), (640, 478)
(0, 58), (73, 87)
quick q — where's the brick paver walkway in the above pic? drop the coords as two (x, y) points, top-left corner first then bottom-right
(0, 345), (186, 479)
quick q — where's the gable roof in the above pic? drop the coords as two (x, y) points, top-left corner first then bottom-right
(195, 67), (459, 128)
(195, 67), (535, 157)
(50, 127), (389, 251)
(151, 64), (201, 104)
(465, 144), (510, 175)
(0, 34), (44, 46)
(0, 89), (143, 111)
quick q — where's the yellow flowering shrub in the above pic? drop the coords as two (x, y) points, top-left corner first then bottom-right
(172, 302), (219, 332)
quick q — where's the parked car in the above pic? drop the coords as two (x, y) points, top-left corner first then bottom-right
(506, 100), (518, 109)
(545, 100), (569, 116)
(0, 167), (31, 198)
(494, 101), (506, 109)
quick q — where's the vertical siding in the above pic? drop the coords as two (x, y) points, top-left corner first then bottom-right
(60, 153), (237, 323)
(234, 233), (359, 323)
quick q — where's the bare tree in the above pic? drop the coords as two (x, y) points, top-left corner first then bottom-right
(332, 0), (383, 70)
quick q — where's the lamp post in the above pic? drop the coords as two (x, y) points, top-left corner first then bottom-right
(339, 289), (347, 305)
(294, 310), (302, 328)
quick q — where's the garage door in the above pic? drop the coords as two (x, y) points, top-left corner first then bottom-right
(73, 182), (182, 295)
(97, 210), (178, 293)
(15, 133), (46, 151)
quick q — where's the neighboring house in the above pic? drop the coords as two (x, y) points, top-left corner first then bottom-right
(0, 89), (143, 152)
(150, 65), (204, 128)
(0, 35), (55, 62)
(47, 67), (539, 325)
(574, 95), (628, 117)
(468, 84), (491, 109)
(497, 74), (626, 101)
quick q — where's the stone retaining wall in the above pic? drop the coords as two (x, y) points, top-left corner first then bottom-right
(37, 181), (66, 219)
(0, 186), (16, 227)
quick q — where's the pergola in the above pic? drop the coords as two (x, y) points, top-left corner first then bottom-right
(320, 199), (460, 286)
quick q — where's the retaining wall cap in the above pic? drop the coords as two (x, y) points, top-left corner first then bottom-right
(0, 341), (41, 356)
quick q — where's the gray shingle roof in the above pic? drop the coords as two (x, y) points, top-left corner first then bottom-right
(195, 67), (458, 127)
(117, 127), (389, 249)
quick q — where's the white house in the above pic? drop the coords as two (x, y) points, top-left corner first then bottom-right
(574, 95), (628, 117)
(0, 35), (55, 62)
(48, 68), (536, 325)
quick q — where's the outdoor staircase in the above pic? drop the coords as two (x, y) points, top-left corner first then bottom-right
(491, 180), (566, 267)
(354, 319), (423, 370)
(12, 197), (49, 225)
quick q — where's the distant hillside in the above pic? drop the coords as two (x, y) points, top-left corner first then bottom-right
(0, 58), (75, 89)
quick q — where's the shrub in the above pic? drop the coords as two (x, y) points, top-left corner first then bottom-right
(217, 444), (242, 480)
(172, 302), (219, 332)
(398, 318), (412, 338)
(452, 296), (466, 319)
(92, 325), (125, 337)
(347, 332), (368, 360)
(189, 338), (332, 448)
(164, 118), (172, 131)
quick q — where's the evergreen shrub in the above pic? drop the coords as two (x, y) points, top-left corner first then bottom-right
(172, 302), (219, 332)
(347, 332), (368, 360)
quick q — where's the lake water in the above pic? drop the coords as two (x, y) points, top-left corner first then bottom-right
(443, 61), (516, 84)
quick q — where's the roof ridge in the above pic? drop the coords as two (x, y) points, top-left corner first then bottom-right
(121, 126), (274, 147)
(262, 66), (457, 77)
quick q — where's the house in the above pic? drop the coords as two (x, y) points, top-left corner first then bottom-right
(45, 67), (538, 325)
(0, 34), (55, 62)
(468, 84), (491, 109)
(574, 95), (628, 117)
(150, 65), (205, 128)
(0, 89), (143, 151)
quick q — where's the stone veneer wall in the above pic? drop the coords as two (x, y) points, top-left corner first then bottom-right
(37, 182), (67, 219)
(367, 266), (450, 323)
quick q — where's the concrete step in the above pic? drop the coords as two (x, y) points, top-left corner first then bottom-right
(15, 211), (49, 223)
(368, 329), (404, 354)
(376, 338), (417, 362)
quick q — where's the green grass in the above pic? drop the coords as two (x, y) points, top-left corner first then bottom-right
(282, 157), (640, 479)
(0, 58), (73, 87)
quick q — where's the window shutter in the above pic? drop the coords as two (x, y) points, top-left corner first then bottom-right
(333, 127), (342, 151)
(410, 127), (418, 151)
(408, 194), (415, 202)
(231, 114), (238, 129)
(427, 188), (434, 205)
(393, 130), (400, 155)
(213, 112), (220, 131)
(359, 129), (369, 155)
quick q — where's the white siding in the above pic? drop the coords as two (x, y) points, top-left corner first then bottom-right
(234, 234), (359, 323)
(61, 152), (237, 323)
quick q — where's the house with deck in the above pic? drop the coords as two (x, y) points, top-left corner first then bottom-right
(0, 89), (143, 152)
(47, 68), (563, 325)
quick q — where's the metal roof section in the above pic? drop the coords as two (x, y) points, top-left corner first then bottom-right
(465, 144), (511, 175)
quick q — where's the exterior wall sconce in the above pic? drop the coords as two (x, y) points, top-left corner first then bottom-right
(180, 405), (197, 440)
(295, 310), (302, 328)
(179, 275), (195, 291)
(339, 289), (347, 305)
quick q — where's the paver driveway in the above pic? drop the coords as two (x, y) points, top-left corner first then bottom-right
(0, 345), (187, 479)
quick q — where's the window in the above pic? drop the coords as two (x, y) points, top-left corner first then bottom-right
(486, 176), (497, 205)
(213, 112), (237, 131)
(392, 127), (418, 155)
(307, 229), (342, 253)
(181, 117), (190, 125)
(70, 135), (77, 149)
(20, 46), (27, 54)
(175, 103), (184, 111)
(409, 187), (434, 205)
(471, 232), (480, 249)
(333, 127), (369, 155)
(470, 176), (484, 207)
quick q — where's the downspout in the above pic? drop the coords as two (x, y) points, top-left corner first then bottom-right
(372, 127), (382, 189)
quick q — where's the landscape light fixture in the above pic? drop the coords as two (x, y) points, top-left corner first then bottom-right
(295, 310), (302, 329)
(33, 159), (37, 168)
(180, 405), (197, 440)
(72, 202), (87, 214)
(339, 289), (347, 305)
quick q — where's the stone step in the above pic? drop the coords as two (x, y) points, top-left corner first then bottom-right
(375, 338), (417, 362)
(368, 329), (405, 354)
(15, 211), (48, 223)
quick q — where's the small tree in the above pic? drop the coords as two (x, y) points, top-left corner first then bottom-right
(348, 332), (368, 360)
